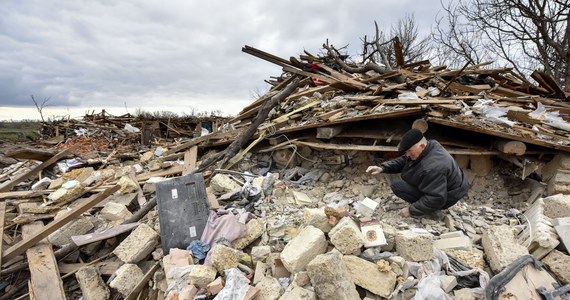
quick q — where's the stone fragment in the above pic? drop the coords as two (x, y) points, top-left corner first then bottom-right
(444, 248), (485, 269)
(306, 250), (360, 300)
(292, 191), (316, 206)
(343, 255), (397, 298)
(210, 244), (244, 274)
(355, 197), (378, 217)
(32, 177), (52, 191)
(253, 262), (267, 285)
(303, 208), (333, 233)
(543, 194), (570, 219)
(542, 249), (570, 284)
(395, 229), (434, 261)
(439, 275), (457, 293)
(188, 265), (217, 288)
(279, 285), (316, 300)
(433, 231), (472, 251)
(293, 271), (310, 287)
(110, 264), (144, 296)
(380, 224), (397, 252)
(76, 266), (110, 300)
(482, 225), (529, 273)
(117, 175), (138, 194)
(455, 288), (475, 300)
(210, 174), (241, 193)
(48, 180), (85, 203)
(48, 217), (94, 246)
(113, 223), (159, 263)
(251, 246), (271, 262)
(207, 276), (224, 295)
(267, 253), (291, 278)
(254, 277), (284, 300)
(100, 202), (133, 223)
(232, 218), (264, 250)
(328, 217), (365, 255)
(280, 226), (327, 273)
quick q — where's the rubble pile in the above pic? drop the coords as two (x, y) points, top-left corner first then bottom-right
(1, 41), (570, 299)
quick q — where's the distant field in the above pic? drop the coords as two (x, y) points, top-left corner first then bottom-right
(0, 121), (41, 143)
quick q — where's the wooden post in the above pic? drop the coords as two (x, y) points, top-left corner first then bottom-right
(182, 146), (198, 176)
(0, 202), (5, 270)
(493, 139), (526, 156)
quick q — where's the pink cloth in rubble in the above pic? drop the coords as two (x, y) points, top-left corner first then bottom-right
(201, 210), (247, 265)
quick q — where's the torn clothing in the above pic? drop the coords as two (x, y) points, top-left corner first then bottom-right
(380, 140), (469, 216)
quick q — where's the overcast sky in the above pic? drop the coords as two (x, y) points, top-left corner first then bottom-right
(0, 0), (445, 121)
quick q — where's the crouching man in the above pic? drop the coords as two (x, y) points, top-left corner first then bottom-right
(366, 128), (469, 217)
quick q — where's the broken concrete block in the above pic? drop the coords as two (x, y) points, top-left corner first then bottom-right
(542, 249), (570, 284)
(188, 265), (217, 288)
(253, 261), (267, 285)
(251, 246), (271, 262)
(232, 218), (264, 250)
(254, 277), (284, 300)
(280, 225), (327, 273)
(109, 263), (144, 296)
(395, 229), (434, 261)
(518, 198), (559, 259)
(210, 174), (241, 193)
(48, 180), (85, 204)
(556, 224), (570, 251)
(543, 194), (570, 219)
(292, 190), (316, 206)
(454, 288), (475, 300)
(32, 177), (52, 191)
(329, 217), (365, 255)
(267, 253), (291, 278)
(444, 248), (485, 269)
(439, 275), (457, 293)
(48, 217), (94, 246)
(293, 271), (310, 287)
(355, 197), (379, 217)
(482, 225), (529, 273)
(163, 248), (192, 284)
(279, 285), (316, 300)
(207, 276), (224, 296)
(553, 217), (570, 226)
(113, 223), (159, 263)
(306, 250), (360, 300)
(303, 207), (333, 233)
(210, 244), (244, 274)
(75, 266), (110, 300)
(380, 223), (397, 252)
(100, 202), (133, 223)
(433, 231), (472, 251)
(117, 175), (138, 194)
(343, 255), (397, 298)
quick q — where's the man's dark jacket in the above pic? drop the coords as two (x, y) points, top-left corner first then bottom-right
(380, 140), (469, 216)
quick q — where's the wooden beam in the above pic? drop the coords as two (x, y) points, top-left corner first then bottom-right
(182, 146), (198, 176)
(57, 261), (122, 276)
(71, 223), (139, 246)
(282, 65), (336, 84)
(23, 221), (66, 300)
(0, 202), (5, 270)
(2, 185), (120, 263)
(164, 135), (212, 155)
(493, 139), (526, 156)
(136, 165), (183, 182)
(0, 148), (72, 193)
(0, 190), (45, 200)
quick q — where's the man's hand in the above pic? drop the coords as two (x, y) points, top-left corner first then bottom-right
(366, 165), (383, 175)
(399, 206), (411, 217)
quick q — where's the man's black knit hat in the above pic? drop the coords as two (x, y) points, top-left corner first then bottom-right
(398, 128), (423, 152)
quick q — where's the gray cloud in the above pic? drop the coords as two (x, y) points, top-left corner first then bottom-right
(0, 0), (445, 118)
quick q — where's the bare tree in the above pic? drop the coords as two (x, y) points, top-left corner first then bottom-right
(434, 0), (570, 91)
(30, 95), (50, 122)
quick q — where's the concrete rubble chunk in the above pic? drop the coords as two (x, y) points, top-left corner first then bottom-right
(303, 207), (333, 233)
(207, 276), (224, 296)
(541, 249), (570, 284)
(100, 201), (133, 223)
(251, 246), (272, 262)
(48, 180), (85, 204)
(343, 255), (397, 298)
(293, 271), (310, 287)
(254, 277), (284, 300)
(48, 217), (94, 246)
(232, 218), (265, 250)
(482, 225), (529, 273)
(113, 223), (159, 263)
(117, 175), (138, 194)
(210, 244), (244, 274)
(455, 288), (475, 300)
(328, 217), (365, 255)
(292, 190), (316, 206)
(280, 225), (327, 273)
(380, 223), (397, 252)
(279, 284), (316, 300)
(267, 253), (291, 278)
(306, 250), (360, 300)
(76, 266), (110, 300)
(188, 265), (217, 288)
(110, 264), (144, 296)
(210, 174), (241, 193)
(395, 229), (434, 261)
(519, 198), (560, 259)
(433, 231), (472, 251)
(439, 275), (458, 293)
(444, 248), (485, 269)
(543, 194), (570, 219)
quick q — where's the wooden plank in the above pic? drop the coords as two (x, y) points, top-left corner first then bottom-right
(531, 70), (565, 96)
(427, 117), (570, 153)
(5, 149), (62, 162)
(282, 65), (336, 84)
(182, 146), (198, 176)
(23, 221), (66, 300)
(164, 135), (213, 155)
(57, 261), (122, 276)
(71, 223), (139, 246)
(125, 262), (160, 300)
(136, 165), (183, 182)
(2, 185), (120, 263)
(0, 202), (5, 270)
(0, 148), (72, 192)
(0, 190), (45, 200)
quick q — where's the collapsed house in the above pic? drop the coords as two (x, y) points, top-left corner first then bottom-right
(1, 42), (570, 300)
